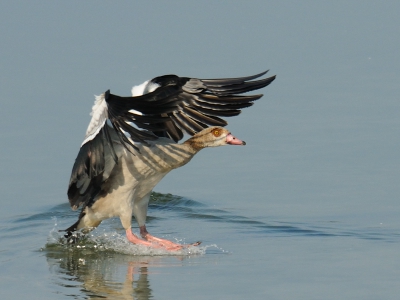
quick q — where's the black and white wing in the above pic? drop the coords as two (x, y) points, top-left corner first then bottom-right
(67, 70), (275, 210)
(137, 70), (276, 141)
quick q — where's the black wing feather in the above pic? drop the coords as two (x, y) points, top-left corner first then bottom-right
(149, 71), (276, 141)
(200, 70), (269, 85)
(68, 128), (110, 209)
(96, 71), (274, 150)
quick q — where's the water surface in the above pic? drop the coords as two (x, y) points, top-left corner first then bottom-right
(1, 192), (400, 299)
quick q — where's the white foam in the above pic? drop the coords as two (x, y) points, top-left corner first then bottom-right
(88, 230), (206, 256)
(47, 220), (210, 256)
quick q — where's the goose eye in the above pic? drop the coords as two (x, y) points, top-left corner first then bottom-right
(212, 129), (221, 137)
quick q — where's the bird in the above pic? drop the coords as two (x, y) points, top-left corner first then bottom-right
(64, 70), (276, 250)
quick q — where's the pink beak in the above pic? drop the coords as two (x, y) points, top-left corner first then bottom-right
(226, 133), (246, 145)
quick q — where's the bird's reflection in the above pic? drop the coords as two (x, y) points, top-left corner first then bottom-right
(45, 246), (189, 300)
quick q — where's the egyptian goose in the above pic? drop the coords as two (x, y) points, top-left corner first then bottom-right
(64, 71), (275, 250)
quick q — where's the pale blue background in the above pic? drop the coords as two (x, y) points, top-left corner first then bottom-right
(1, 1), (399, 299)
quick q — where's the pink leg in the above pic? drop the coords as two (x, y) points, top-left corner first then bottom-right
(140, 226), (201, 251)
(126, 228), (162, 248)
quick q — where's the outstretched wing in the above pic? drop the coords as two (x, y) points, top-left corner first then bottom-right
(67, 70), (275, 209)
(143, 70), (276, 141)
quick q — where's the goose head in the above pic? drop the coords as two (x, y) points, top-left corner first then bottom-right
(184, 127), (246, 151)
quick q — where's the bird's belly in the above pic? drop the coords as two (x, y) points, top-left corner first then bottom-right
(91, 171), (167, 218)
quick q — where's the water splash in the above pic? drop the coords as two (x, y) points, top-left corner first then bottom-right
(46, 218), (214, 256)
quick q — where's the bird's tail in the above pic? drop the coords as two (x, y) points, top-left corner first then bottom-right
(59, 219), (83, 244)
(59, 211), (86, 244)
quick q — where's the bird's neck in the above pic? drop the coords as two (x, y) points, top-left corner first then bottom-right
(183, 137), (208, 153)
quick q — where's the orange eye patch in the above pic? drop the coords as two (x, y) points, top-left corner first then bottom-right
(212, 129), (222, 137)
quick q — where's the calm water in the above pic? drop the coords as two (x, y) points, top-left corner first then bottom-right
(1, 189), (400, 299)
(1, 2), (400, 299)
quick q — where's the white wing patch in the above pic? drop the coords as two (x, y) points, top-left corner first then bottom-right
(128, 109), (143, 116)
(81, 93), (108, 146)
(131, 80), (149, 96)
(131, 80), (160, 96)
(80, 80), (160, 148)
